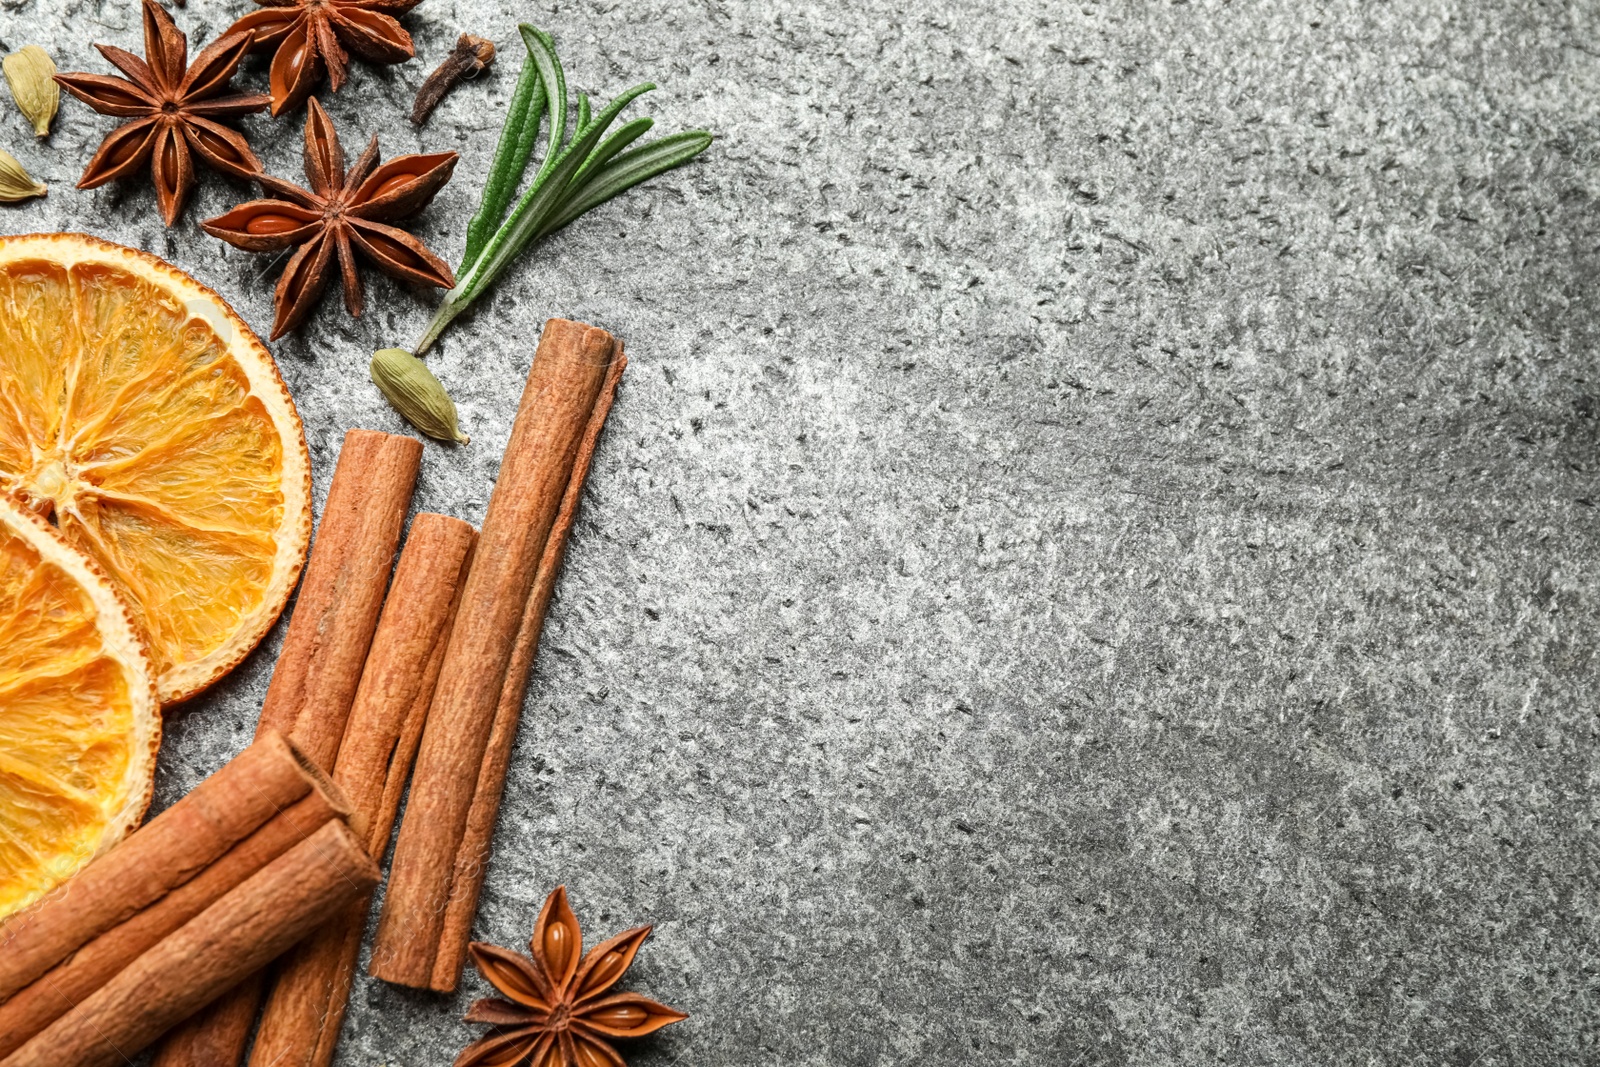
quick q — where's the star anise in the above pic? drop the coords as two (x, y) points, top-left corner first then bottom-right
(53, 0), (269, 226)
(223, 0), (422, 116)
(457, 886), (688, 1067)
(202, 96), (456, 339)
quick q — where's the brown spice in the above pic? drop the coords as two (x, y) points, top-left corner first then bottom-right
(53, 0), (267, 225)
(0, 783), (349, 1058)
(335, 513), (477, 855)
(256, 428), (423, 761)
(149, 979), (262, 1067)
(0, 731), (334, 1003)
(370, 319), (623, 990)
(247, 513), (477, 1067)
(431, 350), (627, 991)
(456, 886), (686, 1067)
(223, 0), (421, 116)
(411, 34), (495, 125)
(0, 821), (379, 1067)
(151, 429), (421, 1067)
(202, 98), (457, 339)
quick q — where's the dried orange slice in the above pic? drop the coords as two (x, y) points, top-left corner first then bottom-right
(0, 233), (311, 704)
(0, 493), (159, 919)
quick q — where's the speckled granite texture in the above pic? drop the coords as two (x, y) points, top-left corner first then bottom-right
(1, 0), (1596, 1063)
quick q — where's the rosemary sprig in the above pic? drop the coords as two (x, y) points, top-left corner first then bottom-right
(414, 25), (711, 354)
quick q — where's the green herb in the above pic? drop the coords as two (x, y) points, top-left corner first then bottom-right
(413, 25), (711, 354)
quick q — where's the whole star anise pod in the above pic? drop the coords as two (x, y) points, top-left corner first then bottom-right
(224, 0), (421, 116)
(53, 0), (269, 226)
(202, 97), (456, 339)
(458, 886), (688, 1067)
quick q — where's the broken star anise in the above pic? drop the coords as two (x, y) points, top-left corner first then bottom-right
(223, 0), (422, 116)
(458, 886), (688, 1067)
(54, 0), (269, 226)
(202, 96), (456, 339)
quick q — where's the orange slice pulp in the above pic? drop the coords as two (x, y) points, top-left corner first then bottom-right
(0, 233), (311, 705)
(0, 494), (159, 919)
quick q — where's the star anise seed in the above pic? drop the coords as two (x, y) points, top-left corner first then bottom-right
(54, 0), (269, 226)
(224, 0), (422, 116)
(202, 96), (456, 340)
(457, 886), (688, 1067)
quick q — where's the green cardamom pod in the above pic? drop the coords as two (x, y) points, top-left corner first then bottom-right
(370, 347), (469, 444)
(3, 46), (57, 137)
(0, 149), (45, 201)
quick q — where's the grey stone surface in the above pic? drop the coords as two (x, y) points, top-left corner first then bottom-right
(1, 0), (1597, 1063)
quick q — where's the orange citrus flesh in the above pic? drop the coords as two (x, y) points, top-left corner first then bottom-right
(0, 494), (159, 919)
(0, 234), (310, 704)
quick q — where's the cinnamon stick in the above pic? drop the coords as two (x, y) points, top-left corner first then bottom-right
(150, 977), (263, 1067)
(371, 319), (621, 988)
(336, 514), (478, 849)
(153, 428), (421, 1067)
(0, 731), (333, 1001)
(0, 820), (380, 1067)
(257, 427), (424, 764)
(0, 788), (349, 1058)
(429, 349), (626, 991)
(247, 513), (477, 1067)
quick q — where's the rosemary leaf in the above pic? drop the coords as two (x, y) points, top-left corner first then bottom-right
(563, 116), (655, 198)
(461, 53), (543, 274)
(521, 25), (567, 186)
(541, 131), (713, 237)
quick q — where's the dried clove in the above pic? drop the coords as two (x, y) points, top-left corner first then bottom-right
(411, 34), (495, 126)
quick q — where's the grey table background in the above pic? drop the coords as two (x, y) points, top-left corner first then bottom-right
(2, 0), (1596, 1064)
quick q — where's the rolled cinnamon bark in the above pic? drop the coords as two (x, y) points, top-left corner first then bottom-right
(371, 319), (622, 988)
(149, 977), (262, 1067)
(0, 820), (380, 1067)
(257, 428), (425, 765)
(0, 731), (332, 1001)
(253, 899), (366, 1067)
(430, 349), (627, 991)
(0, 787), (349, 1058)
(247, 513), (477, 1067)
(152, 428), (422, 1067)
(334, 514), (478, 851)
